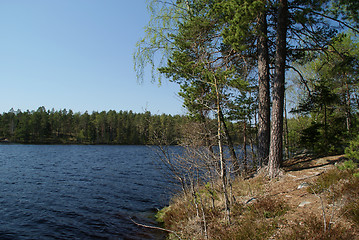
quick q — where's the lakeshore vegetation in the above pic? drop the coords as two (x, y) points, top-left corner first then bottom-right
(132, 0), (359, 239)
(1, 0), (358, 238)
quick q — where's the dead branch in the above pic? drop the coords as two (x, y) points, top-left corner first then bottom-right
(130, 217), (183, 240)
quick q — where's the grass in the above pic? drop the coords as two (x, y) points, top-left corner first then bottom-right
(156, 159), (359, 239)
(306, 162), (359, 235)
(279, 214), (357, 240)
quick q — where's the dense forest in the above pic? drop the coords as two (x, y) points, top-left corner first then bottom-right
(0, 107), (190, 145)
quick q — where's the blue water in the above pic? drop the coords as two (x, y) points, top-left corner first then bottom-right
(0, 145), (175, 240)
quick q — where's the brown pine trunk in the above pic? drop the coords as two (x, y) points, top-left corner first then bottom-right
(257, 10), (270, 167)
(268, 0), (288, 178)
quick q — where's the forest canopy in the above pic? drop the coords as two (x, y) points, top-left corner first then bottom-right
(0, 107), (189, 145)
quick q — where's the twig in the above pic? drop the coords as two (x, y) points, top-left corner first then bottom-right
(295, 171), (323, 181)
(130, 217), (183, 240)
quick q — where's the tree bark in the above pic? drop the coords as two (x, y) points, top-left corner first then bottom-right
(257, 10), (271, 167)
(243, 121), (247, 171)
(219, 110), (239, 172)
(268, 0), (288, 178)
(214, 77), (230, 223)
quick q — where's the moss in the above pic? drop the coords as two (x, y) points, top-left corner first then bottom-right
(155, 206), (171, 223)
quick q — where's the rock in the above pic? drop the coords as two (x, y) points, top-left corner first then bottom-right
(299, 201), (311, 207)
(297, 182), (309, 189)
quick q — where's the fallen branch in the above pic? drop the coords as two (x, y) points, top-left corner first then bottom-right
(130, 217), (183, 240)
(295, 171), (323, 181)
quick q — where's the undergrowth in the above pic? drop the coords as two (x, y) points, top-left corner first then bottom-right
(157, 160), (359, 239)
(280, 214), (357, 240)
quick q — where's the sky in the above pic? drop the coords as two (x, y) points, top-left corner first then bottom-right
(0, 1), (185, 115)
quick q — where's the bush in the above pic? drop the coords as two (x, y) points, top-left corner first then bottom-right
(280, 214), (356, 240)
(345, 135), (359, 161)
(340, 177), (359, 225)
(337, 160), (358, 171)
(249, 196), (289, 219)
(308, 168), (352, 194)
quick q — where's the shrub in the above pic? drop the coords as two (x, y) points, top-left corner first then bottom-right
(345, 135), (359, 161)
(155, 206), (171, 223)
(343, 199), (359, 225)
(207, 214), (278, 240)
(308, 168), (352, 194)
(249, 196), (289, 219)
(280, 214), (356, 240)
(337, 160), (358, 171)
(340, 176), (359, 225)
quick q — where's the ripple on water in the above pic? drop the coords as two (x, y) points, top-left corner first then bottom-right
(0, 145), (175, 239)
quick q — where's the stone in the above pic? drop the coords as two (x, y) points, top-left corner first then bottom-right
(299, 201), (311, 207)
(297, 182), (309, 189)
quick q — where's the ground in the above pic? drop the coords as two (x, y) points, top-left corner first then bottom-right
(159, 154), (359, 239)
(264, 154), (358, 238)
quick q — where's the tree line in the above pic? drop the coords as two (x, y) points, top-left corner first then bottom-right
(0, 107), (189, 145)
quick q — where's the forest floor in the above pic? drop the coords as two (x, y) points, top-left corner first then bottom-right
(266, 154), (358, 238)
(160, 154), (359, 239)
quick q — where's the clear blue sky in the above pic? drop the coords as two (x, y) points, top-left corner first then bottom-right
(0, 0), (184, 115)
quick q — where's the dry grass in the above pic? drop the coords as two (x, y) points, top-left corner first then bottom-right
(157, 157), (359, 240)
(279, 213), (357, 240)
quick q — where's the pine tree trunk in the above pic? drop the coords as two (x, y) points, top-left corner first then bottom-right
(257, 10), (270, 167)
(268, 0), (288, 178)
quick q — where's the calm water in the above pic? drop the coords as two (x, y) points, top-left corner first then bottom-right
(0, 145), (175, 240)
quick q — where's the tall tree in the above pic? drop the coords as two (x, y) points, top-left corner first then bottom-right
(257, 5), (271, 166)
(268, 0), (288, 178)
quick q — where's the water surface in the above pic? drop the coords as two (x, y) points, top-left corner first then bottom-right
(0, 145), (174, 239)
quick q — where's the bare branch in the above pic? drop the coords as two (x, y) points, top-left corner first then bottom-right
(287, 65), (312, 96)
(130, 217), (183, 240)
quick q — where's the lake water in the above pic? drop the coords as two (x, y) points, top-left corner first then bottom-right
(0, 145), (176, 240)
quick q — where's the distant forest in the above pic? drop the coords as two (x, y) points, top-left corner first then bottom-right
(0, 107), (192, 145)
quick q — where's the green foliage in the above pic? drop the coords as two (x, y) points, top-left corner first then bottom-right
(337, 160), (358, 171)
(290, 32), (359, 155)
(133, 0), (191, 84)
(345, 135), (359, 161)
(308, 168), (352, 194)
(155, 206), (171, 223)
(0, 107), (187, 145)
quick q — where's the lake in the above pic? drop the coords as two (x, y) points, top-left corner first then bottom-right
(0, 145), (176, 240)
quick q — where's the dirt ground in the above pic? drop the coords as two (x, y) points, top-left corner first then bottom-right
(261, 154), (358, 238)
